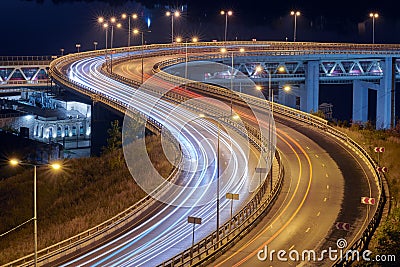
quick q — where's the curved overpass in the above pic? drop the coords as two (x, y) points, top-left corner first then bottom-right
(5, 42), (386, 267)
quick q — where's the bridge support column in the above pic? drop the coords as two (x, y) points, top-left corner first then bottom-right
(377, 57), (395, 129)
(304, 61), (319, 113)
(278, 88), (296, 109)
(352, 80), (369, 123)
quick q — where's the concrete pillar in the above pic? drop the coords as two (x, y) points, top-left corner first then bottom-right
(304, 60), (320, 113)
(377, 57), (395, 129)
(352, 80), (369, 123)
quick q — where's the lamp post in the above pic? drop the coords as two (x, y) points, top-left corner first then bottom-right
(98, 17), (109, 67)
(133, 29), (151, 84)
(197, 113), (239, 248)
(369, 12), (379, 44)
(221, 47), (245, 115)
(122, 13), (138, 47)
(290, 11), (301, 42)
(166, 10), (180, 43)
(60, 48), (64, 56)
(93, 41), (98, 50)
(109, 17), (122, 73)
(220, 10), (233, 42)
(75, 44), (81, 53)
(176, 36), (198, 84)
(9, 159), (61, 267)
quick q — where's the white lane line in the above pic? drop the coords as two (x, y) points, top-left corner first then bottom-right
(317, 211), (321, 217)
(315, 154), (319, 158)
(327, 185), (330, 189)
(306, 146), (310, 150)
(289, 245), (295, 250)
(324, 197), (327, 202)
(305, 227), (311, 233)
(325, 173), (329, 178)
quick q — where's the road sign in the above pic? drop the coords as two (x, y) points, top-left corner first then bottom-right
(374, 147), (385, 153)
(226, 193), (239, 200)
(376, 166), (388, 173)
(335, 222), (350, 231)
(361, 197), (376, 205)
(188, 216), (202, 225)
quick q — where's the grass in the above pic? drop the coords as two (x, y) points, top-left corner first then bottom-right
(0, 134), (175, 264)
(335, 125), (400, 266)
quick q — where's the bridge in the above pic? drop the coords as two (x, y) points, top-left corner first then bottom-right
(1, 43), (397, 128)
(3, 42), (388, 267)
(0, 56), (53, 88)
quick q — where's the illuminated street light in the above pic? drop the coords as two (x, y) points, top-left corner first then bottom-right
(221, 47), (245, 114)
(166, 10), (180, 43)
(93, 41), (98, 50)
(220, 10), (233, 42)
(75, 43), (81, 53)
(133, 28), (151, 84)
(283, 85), (292, 92)
(9, 159), (62, 267)
(290, 10), (301, 42)
(369, 12), (379, 44)
(121, 13), (138, 47)
(195, 113), (239, 248)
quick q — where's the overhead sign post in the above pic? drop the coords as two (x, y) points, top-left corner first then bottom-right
(188, 216), (202, 261)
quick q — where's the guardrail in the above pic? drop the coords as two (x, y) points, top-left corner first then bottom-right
(31, 41), (385, 266)
(152, 58), (385, 266)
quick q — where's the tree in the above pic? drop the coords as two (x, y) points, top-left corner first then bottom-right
(104, 120), (122, 154)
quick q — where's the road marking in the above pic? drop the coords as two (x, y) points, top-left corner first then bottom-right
(324, 197), (327, 202)
(327, 185), (330, 189)
(317, 211), (321, 217)
(288, 245), (295, 251)
(223, 130), (313, 267)
(305, 227), (311, 233)
(315, 154), (319, 158)
(325, 173), (329, 178)
(322, 163), (325, 167)
(306, 146), (310, 150)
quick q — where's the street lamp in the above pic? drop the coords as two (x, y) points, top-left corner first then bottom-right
(60, 48), (64, 56)
(220, 10), (233, 42)
(75, 43), (81, 53)
(221, 47), (245, 115)
(197, 113), (239, 248)
(290, 10), (301, 42)
(133, 28), (151, 84)
(9, 159), (61, 267)
(93, 41), (98, 50)
(176, 36), (199, 84)
(122, 13), (138, 47)
(109, 17), (122, 73)
(166, 10), (180, 43)
(369, 12), (379, 44)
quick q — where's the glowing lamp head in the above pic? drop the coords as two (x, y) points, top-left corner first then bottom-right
(133, 28), (139, 35)
(220, 10), (225, 15)
(10, 159), (19, 166)
(51, 163), (61, 170)
(174, 11), (180, 17)
(192, 37), (198, 43)
(239, 48), (245, 53)
(98, 17), (104, 23)
(103, 23), (108, 29)
(221, 47), (227, 53)
(199, 113), (205, 118)
(121, 13), (127, 19)
(256, 85), (262, 91)
(116, 23), (122, 28)
(232, 114), (240, 120)
(176, 37), (182, 43)
(132, 13), (138, 19)
(227, 11), (233, 16)
(283, 85), (291, 92)
(110, 17), (116, 23)
(278, 66), (285, 72)
(255, 66), (263, 73)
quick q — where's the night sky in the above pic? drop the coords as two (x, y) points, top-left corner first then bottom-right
(2, 0), (400, 56)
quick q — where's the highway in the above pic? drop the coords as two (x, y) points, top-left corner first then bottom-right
(40, 43), (382, 267)
(111, 50), (379, 266)
(48, 54), (269, 266)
